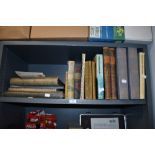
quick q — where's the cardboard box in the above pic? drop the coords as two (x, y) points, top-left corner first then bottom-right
(0, 26), (30, 40)
(124, 26), (152, 44)
(30, 26), (89, 40)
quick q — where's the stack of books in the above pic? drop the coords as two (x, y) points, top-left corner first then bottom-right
(3, 71), (64, 99)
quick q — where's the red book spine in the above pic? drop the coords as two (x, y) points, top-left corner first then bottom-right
(109, 48), (117, 99)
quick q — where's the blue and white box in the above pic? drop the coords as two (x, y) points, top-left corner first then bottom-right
(89, 26), (114, 41)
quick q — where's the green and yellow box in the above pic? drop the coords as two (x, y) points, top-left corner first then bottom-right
(113, 26), (125, 42)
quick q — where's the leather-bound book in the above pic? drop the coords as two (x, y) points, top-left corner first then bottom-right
(116, 48), (129, 99)
(109, 48), (117, 99)
(128, 48), (140, 99)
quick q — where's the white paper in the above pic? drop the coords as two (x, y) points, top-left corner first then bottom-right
(90, 26), (101, 38)
(15, 71), (45, 78)
(91, 118), (119, 129)
(69, 99), (77, 103)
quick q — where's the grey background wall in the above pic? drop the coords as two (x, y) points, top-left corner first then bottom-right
(148, 26), (155, 128)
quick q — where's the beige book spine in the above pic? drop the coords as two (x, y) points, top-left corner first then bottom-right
(84, 61), (89, 99)
(139, 52), (145, 99)
(80, 53), (86, 99)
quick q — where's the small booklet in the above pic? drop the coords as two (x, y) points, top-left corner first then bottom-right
(15, 71), (46, 78)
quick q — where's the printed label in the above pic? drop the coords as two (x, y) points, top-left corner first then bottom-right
(45, 93), (50, 97)
(90, 26), (101, 38)
(143, 75), (147, 79)
(69, 99), (77, 103)
(121, 79), (127, 84)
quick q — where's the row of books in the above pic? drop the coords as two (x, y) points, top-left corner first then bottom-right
(65, 47), (145, 100)
(3, 71), (64, 98)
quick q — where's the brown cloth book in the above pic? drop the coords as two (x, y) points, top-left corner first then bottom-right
(109, 48), (117, 99)
(10, 77), (63, 86)
(103, 47), (111, 99)
(84, 61), (93, 99)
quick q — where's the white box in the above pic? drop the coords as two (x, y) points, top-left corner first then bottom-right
(124, 26), (152, 44)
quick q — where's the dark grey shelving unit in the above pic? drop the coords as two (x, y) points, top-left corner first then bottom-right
(0, 41), (152, 129)
(0, 97), (146, 105)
